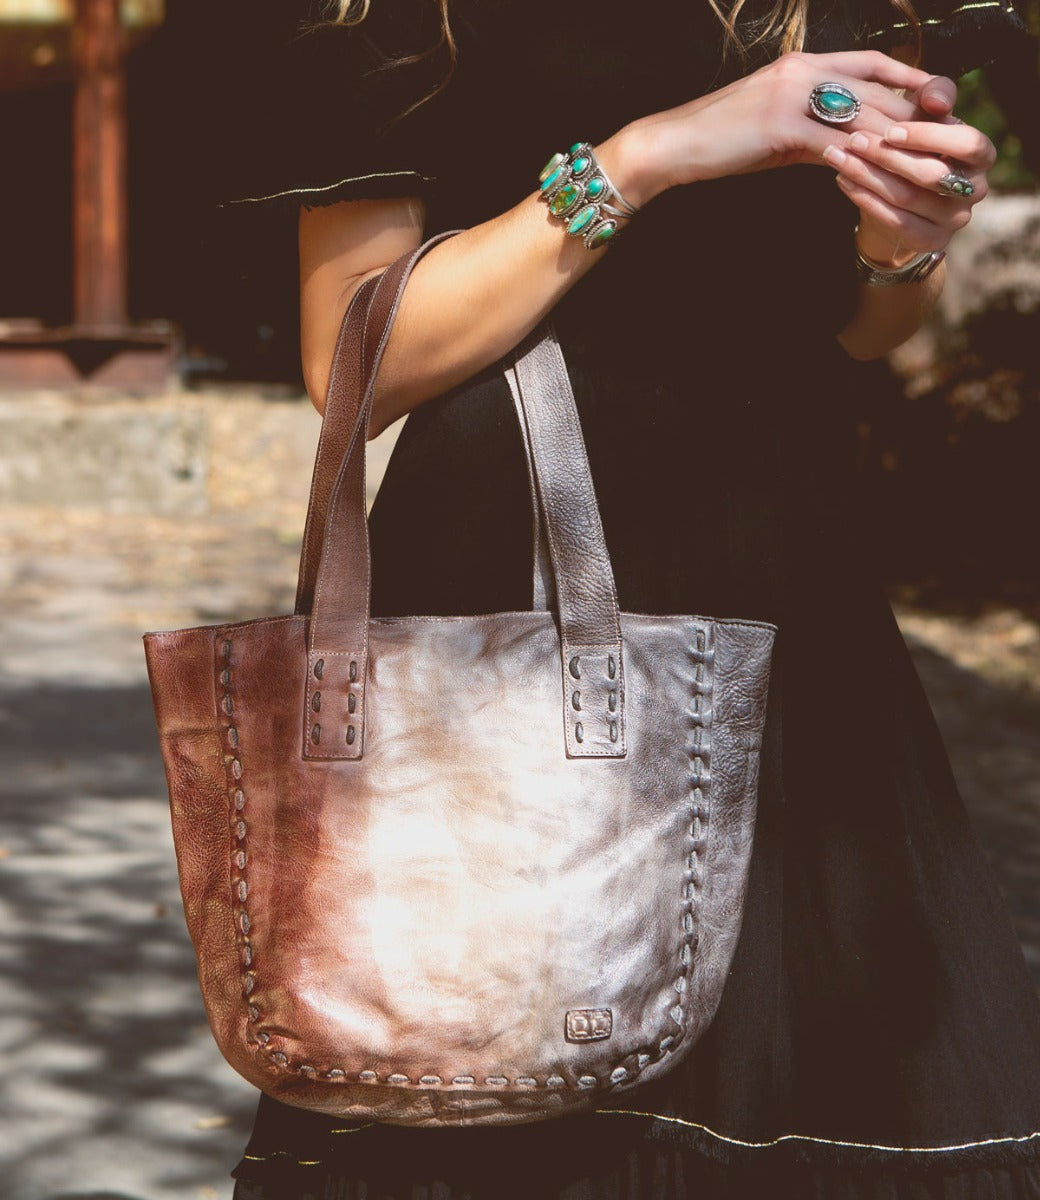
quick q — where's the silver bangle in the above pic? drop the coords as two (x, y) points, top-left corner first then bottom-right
(854, 245), (946, 286)
(538, 142), (639, 250)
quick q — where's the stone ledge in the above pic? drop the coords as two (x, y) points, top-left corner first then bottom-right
(0, 388), (402, 517)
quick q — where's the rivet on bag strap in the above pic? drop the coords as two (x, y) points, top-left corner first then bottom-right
(303, 236), (626, 761)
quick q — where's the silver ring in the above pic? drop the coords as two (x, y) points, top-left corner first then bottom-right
(809, 83), (862, 125)
(937, 172), (975, 198)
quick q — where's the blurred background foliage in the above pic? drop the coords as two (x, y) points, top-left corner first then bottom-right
(955, 0), (1040, 187)
(958, 69), (1033, 187)
(958, 67), (1038, 188)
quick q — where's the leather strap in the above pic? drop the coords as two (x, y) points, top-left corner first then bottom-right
(295, 232), (459, 616)
(294, 275), (379, 616)
(506, 328), (625, 758)
(304, 235), (625, 761)
(303, 244), (433, 759)
(507, 328), (621, 650)
(505, 365), (554, 612)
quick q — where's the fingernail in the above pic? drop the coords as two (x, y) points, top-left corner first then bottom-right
(849, 132), (869, 151)
(835, 175), (852, 188)
(886, 126), (908, 143)
(822, 145), (847, 165)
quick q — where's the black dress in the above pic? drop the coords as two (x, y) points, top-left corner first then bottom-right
(220, 1), (1040, 1196)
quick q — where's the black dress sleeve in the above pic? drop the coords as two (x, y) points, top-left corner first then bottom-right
(862, 0), (1033, 77)
(210, 0), (450, 212)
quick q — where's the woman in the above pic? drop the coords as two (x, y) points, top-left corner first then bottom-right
(223, 0), (1040, 1196)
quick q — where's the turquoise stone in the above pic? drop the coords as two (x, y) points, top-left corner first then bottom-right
(550, 183), (581, 215)
(571, 155), (591, 176)
(587, 220), (617, 249)
(539, 152), (566, 184)
(567, 204), (598, 235)
(940, 174), (974, 197)
(585, 176), (606, 199)
(540, 165), (567, 193)
(817, 89), (855, 115)
(570, 142), (584, 155)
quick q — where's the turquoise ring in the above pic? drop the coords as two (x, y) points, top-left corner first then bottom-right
(938, 172), (975, 198)
(809, 82), (862, 125)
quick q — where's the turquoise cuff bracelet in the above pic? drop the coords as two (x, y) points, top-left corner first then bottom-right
(538, 143), (637, 250)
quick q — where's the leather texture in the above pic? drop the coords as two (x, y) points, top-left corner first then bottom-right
(143, 236), (776, 1127)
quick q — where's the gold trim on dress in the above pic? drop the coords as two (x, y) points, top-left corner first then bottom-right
(222, 171), (435, 206)
(599, 1107), (1040, 1154)
(868, 0), (1017, 39)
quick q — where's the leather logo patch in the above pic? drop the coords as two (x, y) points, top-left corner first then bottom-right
(565, 1008), (613, 1043)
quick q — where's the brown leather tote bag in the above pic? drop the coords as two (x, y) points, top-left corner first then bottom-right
(143, 237), (776, 1128)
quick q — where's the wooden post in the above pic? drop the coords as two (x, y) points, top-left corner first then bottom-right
(72, 0), (127, 332)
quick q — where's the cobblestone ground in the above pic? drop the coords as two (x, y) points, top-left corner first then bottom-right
(1, 397), (1037, 1200)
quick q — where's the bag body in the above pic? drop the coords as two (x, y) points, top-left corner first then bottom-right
(144, 240), (776, 1127)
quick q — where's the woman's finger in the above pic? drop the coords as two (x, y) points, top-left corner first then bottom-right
(795, 93), (931, 163)
(825, 146), (976, 227)
(834, 174), (953, 252)
(806, 49), (936, 93)
(796, 108), (903, 167)
(883, 120), (997, 168)
(846, 80), (929, 126)
(790, 70), (944, 153)
(914, 74), (958, 116)
(831, 130), (989, 201)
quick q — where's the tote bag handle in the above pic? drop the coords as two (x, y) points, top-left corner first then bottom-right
(300, 235), (625, 762)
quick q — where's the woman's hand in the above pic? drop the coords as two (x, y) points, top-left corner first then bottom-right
(821, 83), (995, 264)
(824, 81), (994, 359)
(614, 50), (941, 204)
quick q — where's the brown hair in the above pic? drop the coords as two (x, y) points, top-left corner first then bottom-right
(327, 0), (457, 112)
(726, 0), (921, 59)
(326, 0), (921, 88)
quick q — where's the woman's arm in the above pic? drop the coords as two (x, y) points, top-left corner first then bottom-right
(299, 127), (650, 436)
(300, 51), (987, 434)
(836, 258), (946, 361)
